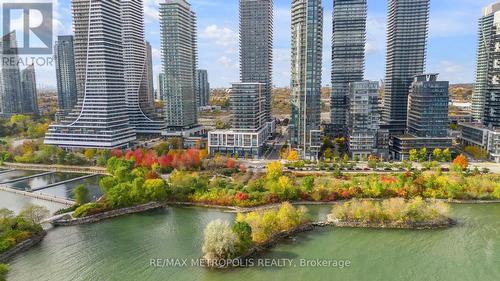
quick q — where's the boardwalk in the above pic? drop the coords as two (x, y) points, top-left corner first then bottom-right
(2, 162), (109, 175)
(0, 185), (74, 205)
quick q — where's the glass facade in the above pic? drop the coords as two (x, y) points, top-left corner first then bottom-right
(160, 0), (198, 130)
(382, 0), (430, 134)
(290, 0), (323, 158)
(331, 0), (366, 136)
(45, 0), (136, 149)
(55, 35), (78, 112)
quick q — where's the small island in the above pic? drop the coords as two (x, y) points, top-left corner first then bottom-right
(0, 205), (49, 265)
(328, 197), (454, 229)
(201, 202), (311, 268)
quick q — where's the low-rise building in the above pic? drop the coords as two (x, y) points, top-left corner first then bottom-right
(459, 122), (500, 163)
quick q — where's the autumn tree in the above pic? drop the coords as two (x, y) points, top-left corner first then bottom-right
(452, 154), (469, 171)
(287, 150), (300, 161)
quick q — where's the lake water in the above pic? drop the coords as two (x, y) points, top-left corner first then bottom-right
(5, 204), (500, 281)
(34, 175), (103, 201)
(7, 172), (85, 191)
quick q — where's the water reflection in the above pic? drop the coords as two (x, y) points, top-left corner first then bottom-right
(34, 175), (103, 201)
(0, 170), (41, 183)
(8, 173), (85, 191)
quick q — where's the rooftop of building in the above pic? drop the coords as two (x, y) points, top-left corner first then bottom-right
(460, 122), (500, 132)
(483, 2), (500, 16)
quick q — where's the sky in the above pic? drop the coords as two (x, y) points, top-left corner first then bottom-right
(4, 0), (497, 89)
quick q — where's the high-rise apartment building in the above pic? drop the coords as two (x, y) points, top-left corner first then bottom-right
(382, 0), (430, 134)
(122, 0), (163, 135)
(45, 0), (136, 149)
(196, 69), (210, 107)
(20, 64), (39, 115)
(348, 81), (379, 159)
(472, 3), (500, 122)
(240, 0), (273, 125)
(290, 0), (323, 158)
(160, 0), (198, 131)
(208, 83), (269, 157)
(55, 35), (78, 112)
(331, 0), (367, 136)
(0, 32), (23, 117)
(208, 0), (274, 158)
(145, 41), (156, 103)
(391, 74), (452, 160)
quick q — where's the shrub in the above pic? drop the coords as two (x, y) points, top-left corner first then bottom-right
(0, 264), (8, 281)
(494, 186), (500, 199)
(202, 220), (238, 261)
(330, 197), (449, 224)
(237, 203), (308, 243)
(73, 203), (108, 218)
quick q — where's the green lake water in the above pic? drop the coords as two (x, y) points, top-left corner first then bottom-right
(4, 203), (500, 281)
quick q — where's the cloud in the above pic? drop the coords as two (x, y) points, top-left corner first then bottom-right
(217, 56), (238, 69)
(366, 15), (387, 55)
(200, 25), (238, 53)
(143, 0), (159, 23)
(439, 60), (465, 73)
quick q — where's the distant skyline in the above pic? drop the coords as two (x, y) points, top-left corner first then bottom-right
(3, 0), (496, 89)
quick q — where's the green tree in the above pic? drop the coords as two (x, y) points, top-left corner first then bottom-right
(232, 221), (254, 255)
(74, 185), (90, 205)
(442, 148), (452, 162)
(409, 149), (418, 162)
(432, 148), (443, 162)
(418, 148), (428, 162)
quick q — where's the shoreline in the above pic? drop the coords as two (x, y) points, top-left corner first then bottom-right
(203, 215), (455, 269)
(168, 198), (500, 213)
(51, 202), (164, 226)
(326, 216), (456, 230)
(0, 231), (47, 263)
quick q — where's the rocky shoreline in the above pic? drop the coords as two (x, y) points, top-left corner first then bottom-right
(51, 202), (164, 226)
(0, 231), (47, 263)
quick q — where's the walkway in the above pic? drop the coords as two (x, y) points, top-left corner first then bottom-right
(0, 185), (74, 205)
(0, 171), (55, 184)
(2, 162), (109, 175)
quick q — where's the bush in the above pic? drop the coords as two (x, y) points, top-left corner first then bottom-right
(54, 205), (79, 216)
(236, 202), (308, 243)
(73, 203), (108, 218)
(202, 220), (238, 261)
(232, 221), (254, 255)
(330, 198), (449, 224)
(0, 264), (8, 281)
(494, 186), (500, 199)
